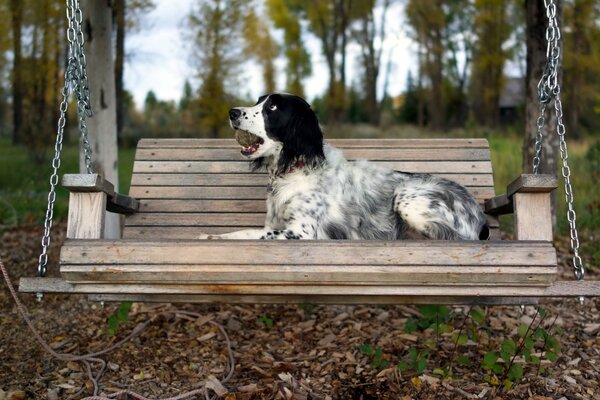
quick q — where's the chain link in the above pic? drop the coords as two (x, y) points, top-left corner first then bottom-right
(37, 0), (94, 278)
(532, 0), (585, 281)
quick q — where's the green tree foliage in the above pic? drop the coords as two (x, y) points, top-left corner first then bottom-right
(243, 8), (279, 94)
(300, 0), (357, 124)
(113, 0), (156, 140)
(406, 0), (446, 130)
(187, 0), (247, 137)
(266, 0), (311, 96)
(563, 0), (600, 136)
(470, 0), (513, 128)
(0, 0), (11, 136)
(7, 0), (66, 162)
(352, 0), (392, 126)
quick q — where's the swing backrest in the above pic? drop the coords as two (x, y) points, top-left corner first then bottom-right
(124, 138), (498, 240)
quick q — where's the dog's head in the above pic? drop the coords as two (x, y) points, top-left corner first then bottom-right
(229, 93), (324, 174)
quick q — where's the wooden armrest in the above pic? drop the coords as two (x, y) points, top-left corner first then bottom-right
(484, 175), (557, 217)
(62, 174), (115, 196)
(507, 174), (557, 197)
(62, 174), (138, 215)
(485, 194), (513, 216)
(62, 174), (138, 239)
(107, 192), (139, 215)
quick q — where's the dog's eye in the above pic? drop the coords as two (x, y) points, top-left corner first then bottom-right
(269, 104), (277, 111)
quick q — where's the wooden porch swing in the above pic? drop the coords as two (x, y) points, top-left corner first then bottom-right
(18, 1), (600, 304)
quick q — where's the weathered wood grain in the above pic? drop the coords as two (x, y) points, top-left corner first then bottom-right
(132, 160), (494, 174)
(137, 138), (491, 149)
(127, 186), (495, 203)
(125, 212), (266, 227)
(507, 174), (558, 197)
(60, 240), (557, 267)
(62, 174), (115, 195)
(514, 193), (554, 241)
(134, 148), (492, 162)
(66, 193), (106, 239)
(61, 264), (556, 285)
(19, 279), (600, 297)
(130, 173), (495, 187)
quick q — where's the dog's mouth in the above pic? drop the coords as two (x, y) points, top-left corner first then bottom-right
(235, 130), (264, 156)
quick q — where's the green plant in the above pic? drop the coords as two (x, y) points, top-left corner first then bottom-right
(107, 302), (132, 336)
(257, 315), (274, 329)
(480, 308), (561, 391)
(397, 347), (429, 375)
(359, 344), (390, 369)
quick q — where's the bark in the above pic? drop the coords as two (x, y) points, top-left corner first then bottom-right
(524, 0), (559, 225)
(9, 0), (23, 144)
(429, 25), (444, 130)
(81, 0), (121, 238)
(566, 0), (583, 138)
(114, 0), (125, 140)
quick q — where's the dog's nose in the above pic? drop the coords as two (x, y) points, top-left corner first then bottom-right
(229, 108), (242, 121)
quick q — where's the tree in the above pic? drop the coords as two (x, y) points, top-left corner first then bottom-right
(243, 8), (279, 94)
(352, 0), (392, 126)
(444, 0), (476, 125)
(187, 0), (247, 137)
(406, 0), (445, 130)
(563, 0), (600, 136)
(470, 0), (512, 127)
(266, 0), (311, 96)
(523, 0), (560, 224)
(8, 0), (23, 144)
(303, 0), (356, 124)
(0, 0), (11, 135)
(113, 0), (155, 141)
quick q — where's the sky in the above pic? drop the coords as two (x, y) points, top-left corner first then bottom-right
(123, 0), (417, 108)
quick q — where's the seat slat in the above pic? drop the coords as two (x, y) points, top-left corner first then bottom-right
(20, 278), (600, 304)
(122, 226), (258, 238)
(137, 138), (491, 149)
(129, 186), (495, 201)
(135, 148), (492, 162)
(132, 161), (494, 174)
(130, 173), (495, 187)
(61, 264), (556, 285)
(126, 212), (265, 227)
(61, 240), (557, 267)
(138, 199), (267, 213)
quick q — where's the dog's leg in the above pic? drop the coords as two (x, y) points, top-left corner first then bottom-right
(199, 220), (317, 240)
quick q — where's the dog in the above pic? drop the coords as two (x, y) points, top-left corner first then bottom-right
(199, 93), (489, 241)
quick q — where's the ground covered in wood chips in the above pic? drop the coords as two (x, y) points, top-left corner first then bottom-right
(1, 224), (599, 400)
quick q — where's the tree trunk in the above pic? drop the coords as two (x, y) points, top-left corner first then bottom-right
(524, 0), (559, 226)
(114, 0), (125, 141)
(429, 27), (444, 130)
(81, 0), (121, 239)
(9, 0), (23, 145)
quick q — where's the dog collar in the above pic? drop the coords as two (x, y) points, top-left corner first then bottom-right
(288, 160), (305, 174)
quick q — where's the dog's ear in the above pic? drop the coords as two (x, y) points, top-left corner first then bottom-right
(277, 101), (324, 174)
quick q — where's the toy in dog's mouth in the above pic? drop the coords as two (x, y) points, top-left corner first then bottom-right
(235, 130), (264, 156)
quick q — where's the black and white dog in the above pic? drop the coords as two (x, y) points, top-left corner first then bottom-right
(199, 93), (489, 241)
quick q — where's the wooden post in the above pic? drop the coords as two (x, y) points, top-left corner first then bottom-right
(63, 174), (115, 239)
(507, 174), (557, 241)
(81, 0), (121, 239)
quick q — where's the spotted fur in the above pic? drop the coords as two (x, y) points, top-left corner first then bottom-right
(199, 93), (490, 241)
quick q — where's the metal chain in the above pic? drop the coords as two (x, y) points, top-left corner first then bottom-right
(71, 0), (94, 174)
(533, 0), (585, 280)
(37, 0), (94, 279)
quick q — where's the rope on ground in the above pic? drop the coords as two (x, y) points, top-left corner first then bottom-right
(0, 256), (235, 400)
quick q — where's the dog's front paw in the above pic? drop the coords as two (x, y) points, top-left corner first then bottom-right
(198, 233), (220, 240)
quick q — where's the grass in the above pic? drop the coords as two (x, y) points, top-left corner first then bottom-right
(1, 130), (597, 268)
(0, 137), (135, 229)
